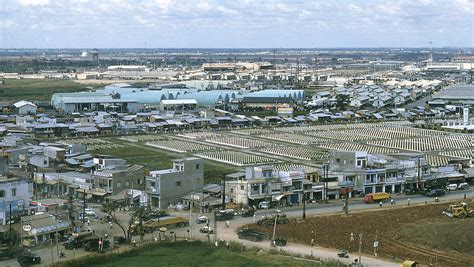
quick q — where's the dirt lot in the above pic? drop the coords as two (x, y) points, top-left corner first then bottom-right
(249, 199), (474, 267)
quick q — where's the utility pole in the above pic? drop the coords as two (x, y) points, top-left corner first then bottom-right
(323, 163), (329, 204)
(358, 232), (363, 265)
(417, 157), (421, 190)
(9, 204), (12, 251)
(82, 189), (86, 225)
(272, 213), (278, 241)
(213, 210), (217, 242)
(221, 177), (226, 210)
(345, 188), (349, 215)
(51, 239), (54, 266)
(374, 230), (379, 257)
(302, 191), (306, 220)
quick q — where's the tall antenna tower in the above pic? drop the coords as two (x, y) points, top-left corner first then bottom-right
(272, 50), (276, 74)
(296, 57), (300, 84)
(429, 41), (433, 63)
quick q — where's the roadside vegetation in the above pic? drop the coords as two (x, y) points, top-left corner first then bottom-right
(56, 241), (338, 267)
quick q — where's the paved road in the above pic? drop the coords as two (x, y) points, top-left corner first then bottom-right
(3, 189), (472, 267)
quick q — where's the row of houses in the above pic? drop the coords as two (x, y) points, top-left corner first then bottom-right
(224, 151), (472, 207)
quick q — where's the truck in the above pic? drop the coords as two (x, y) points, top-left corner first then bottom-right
(364, 192), (391, 204)
(237, 229), (267, 242)
(64, 232), (94, 250)
(442, 202), (474, 219)
(215, 209), (235, 221)
(17, 251), (41, 267)
(131, 216), (189, 234)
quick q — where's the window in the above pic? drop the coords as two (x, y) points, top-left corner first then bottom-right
(336, 158), (340, 163)
(126, 181), (130, 187)
(230, 188), (234, 193)
(241, 186), (244, 191)
(0, 190), (4, 198)
(137, 179), (142, 185)
(196, 178), (201, 184)
(116, 182), (121, 188)
(196, 164), (200, 170)
(176, 181), (182, 187)
(11, 188), (16, 197)
(150, 182), (156, 187)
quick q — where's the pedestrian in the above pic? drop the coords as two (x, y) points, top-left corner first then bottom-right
(407, 198), (410, 206)
(390, 198), (394, 205)
(379, 201), (383, 207)
(109, 221), (113, 229)
(311, 238), (314, 247)
(253, 214), (256, 222)
(464, 193), (466, 199)
(225, 220), (230, 228)
(435, 197), (439, 202)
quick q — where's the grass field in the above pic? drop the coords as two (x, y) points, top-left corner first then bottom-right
(0, 79), (102, 102)
(60, 241), (331, 267)
(101, 139), (241, 184)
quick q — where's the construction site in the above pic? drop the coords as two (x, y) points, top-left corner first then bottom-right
(248, 199), (474, 266)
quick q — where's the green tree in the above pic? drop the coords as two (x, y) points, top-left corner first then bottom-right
(336, 94), (350, 110)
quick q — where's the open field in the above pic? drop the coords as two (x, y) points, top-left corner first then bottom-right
(0, 79), (102, 101)
(101, 138), (241, 184)
(247, 199), (474, 267)
(59, 241), (332, 267)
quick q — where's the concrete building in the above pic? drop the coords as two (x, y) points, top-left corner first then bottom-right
(0, 177), (30, 225)
(225, 166), (311, 207)
(146, 157), (204, 209)
(94, 164), (145, 196)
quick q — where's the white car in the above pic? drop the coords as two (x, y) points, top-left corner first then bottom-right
(84, 208), (96, 216)
(258, 201), (270, 209)
(199, 226), (214, 234)
(446, 184), (458, 191)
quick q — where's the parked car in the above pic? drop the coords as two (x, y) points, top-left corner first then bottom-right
(426, 188), (445, 197)
(258, 201), (270, 209)
(240, 208), (255, 217)
(458, 183), (469, 190)
(271, 238), (287, 246)
(446, 184), (458, 191)
(199, 226), (214, 234)
(196, 215), (208, 224)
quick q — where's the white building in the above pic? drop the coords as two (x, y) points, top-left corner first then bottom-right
(13, 101), (37, 115)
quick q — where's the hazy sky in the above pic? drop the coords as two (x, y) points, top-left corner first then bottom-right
(0, 0), (473, 48)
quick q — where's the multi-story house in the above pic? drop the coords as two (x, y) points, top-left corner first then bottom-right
(0, 176), (30, 225)
(225, 166), (311, 207)
(145, 157), (204, 209)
